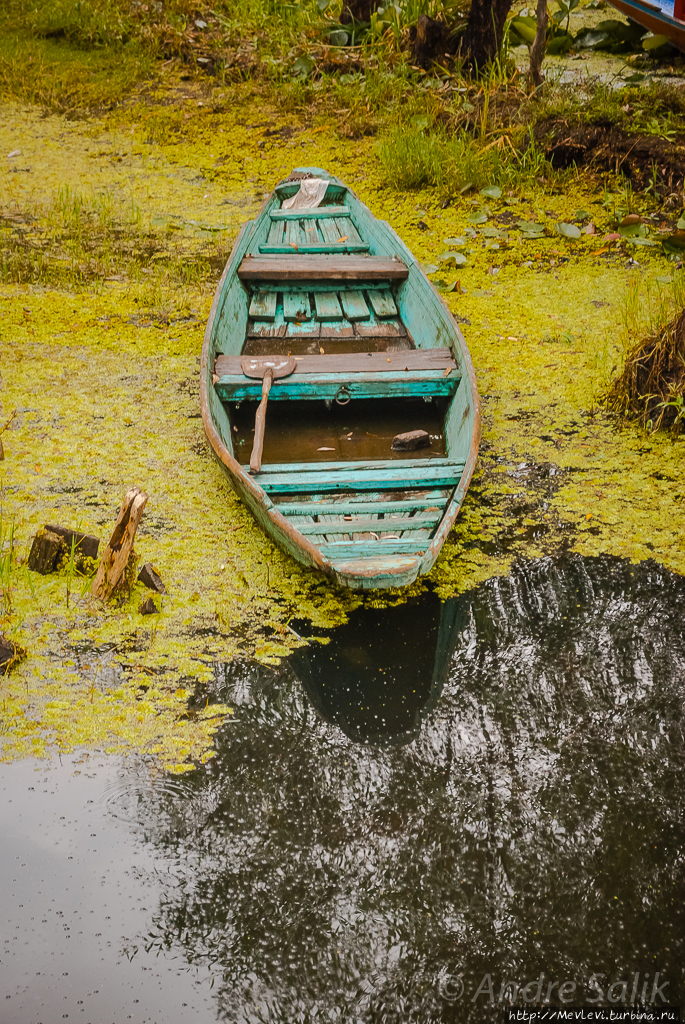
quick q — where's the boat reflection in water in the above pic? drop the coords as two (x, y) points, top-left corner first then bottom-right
(108, 554), (685, 1024)
(289, 592), (464, 745)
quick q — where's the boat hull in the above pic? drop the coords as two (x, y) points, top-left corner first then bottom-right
(201, 173), (480, 590)
(608, 0), (685, 50)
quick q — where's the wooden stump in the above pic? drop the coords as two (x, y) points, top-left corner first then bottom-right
(28, 529), (67, 575)
(138, 596), (159, 615)
(1, 634), (26, 675)
(45, 525), (100, 561)
(92, 487), (149, 602)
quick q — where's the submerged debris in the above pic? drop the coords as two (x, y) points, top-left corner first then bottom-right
(28, 528), (68, 575)
(604, 307), (685, 432)
(138, 595), (160, 615)
(138, 562), (166, 594)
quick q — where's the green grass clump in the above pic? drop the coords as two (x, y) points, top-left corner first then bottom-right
(376, 122), (551, 193)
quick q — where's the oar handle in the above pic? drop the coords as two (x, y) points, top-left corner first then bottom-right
(249, 369), (273, 474)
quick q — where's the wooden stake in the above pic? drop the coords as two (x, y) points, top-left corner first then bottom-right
(92, 487), (148, 601)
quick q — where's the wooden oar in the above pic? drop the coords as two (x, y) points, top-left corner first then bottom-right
(241, 356), (297, 474)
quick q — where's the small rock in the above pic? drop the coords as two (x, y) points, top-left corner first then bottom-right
(138, 562), (166, 594)
(391, 429), (431, 451)
(27, 529), (67, 575)
(138, 596), (159, 615)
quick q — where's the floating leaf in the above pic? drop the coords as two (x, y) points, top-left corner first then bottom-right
(467, 210), (488, 224)
(620, 214), (641, 226)
(438, 251), (467, 266)
(556, 222), (581, 239)
(643, 33), (671, 50)
(517, 219), (544, 234)
(480, 185), (502, 199)
(618, 222), (649, 239)
(482, 226), (508, 239)
(443, 236), (465, 246)
(677, 216), (685, 230)
(575, 209), (592, 220)
(421, 263), (439, 274)
(434, 279), (458, 293)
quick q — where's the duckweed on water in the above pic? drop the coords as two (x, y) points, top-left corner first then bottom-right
(1, 83), (684, 769)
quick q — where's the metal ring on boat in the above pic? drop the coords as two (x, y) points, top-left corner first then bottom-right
(335, 386), (351, 406)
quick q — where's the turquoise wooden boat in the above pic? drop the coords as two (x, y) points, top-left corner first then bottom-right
(200, 168), (480, 590)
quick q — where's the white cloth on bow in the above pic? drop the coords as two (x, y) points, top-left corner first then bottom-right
(281, 178), (328, 211)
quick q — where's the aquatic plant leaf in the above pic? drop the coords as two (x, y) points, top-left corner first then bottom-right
(292, 54), (315, 78)
(420, 263), (439, 274)
(643, 33), (671, 50)
(467, 211), (488, 224)
(677, 217), (685, 230)
(509, 15), (537, 44)
(480, 185), (502, 199)
(327, 29), (350, 45)
(443, 237), (465, 246)
(547, 33), (574, 54)
(483, 226), (508, 239)
(575, 209), (591, 220)
(576, 29), (610, 48)
(434, 279), (458, 292)
(662, 231), (685, 251)
(556, 222), (581, 239)
(438, 251), (467, 266)
(517, 219), (544, 234)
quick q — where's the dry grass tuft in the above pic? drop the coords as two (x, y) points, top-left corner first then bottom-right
(604, 306), (685, 433)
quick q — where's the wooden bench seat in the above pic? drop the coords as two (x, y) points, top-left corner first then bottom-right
(238, 255), (409, 281)
(213, 348), (460, 402)
(253, 458), (465, 495)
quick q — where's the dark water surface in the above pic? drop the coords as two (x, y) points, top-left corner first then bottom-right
(2, 553), (684, 1023)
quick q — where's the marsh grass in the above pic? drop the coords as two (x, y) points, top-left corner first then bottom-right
(376, 122), (551, 192)
(0, 185), (226, 312)
(603, 276), (685, 433)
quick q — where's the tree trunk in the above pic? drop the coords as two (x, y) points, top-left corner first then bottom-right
(529, 0), (548, 89)
(339, 0), (381, 24)
(461, 0), (515, 71)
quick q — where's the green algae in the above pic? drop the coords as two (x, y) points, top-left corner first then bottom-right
(1, 84), (684, 770)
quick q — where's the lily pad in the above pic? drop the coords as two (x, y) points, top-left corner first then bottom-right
(556, 222), (582, 239)
(482, 226), (508, 239)
(443, 237), (465, 246)
(433, 279), (458, 293)
(467, 211), (488, 225)
(480, 185), (502, 200)
(438, 251), (467, 266)
(420, 263), (439, 274)
(575, 209), (592, 220)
